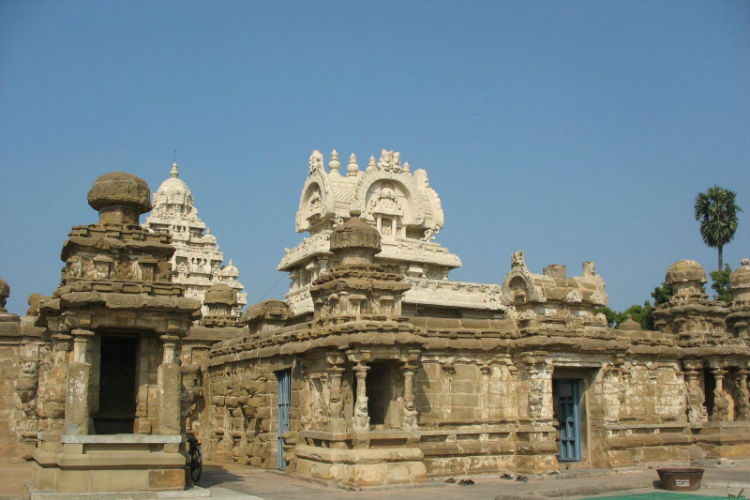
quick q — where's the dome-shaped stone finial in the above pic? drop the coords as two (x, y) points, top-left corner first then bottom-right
(204, 283), (237, 306)
(617, 315), (642, 331)
(328, 150), (341, 174)
(665, 259), (706, 302)
(347, 153), (359, 176)
(330, 211), (381, 266)
(0, 277), (9, 312)
(170, 162), (180, 178)
(87, 172), (152, 226)
(729, 258), (750, 306)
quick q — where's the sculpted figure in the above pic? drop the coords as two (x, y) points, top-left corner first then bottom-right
(712, 387), (734, 422)
(353, 396), (370, 430)
(402, 398), (418, 430)
(308, 149), (324, 174)
(68, 255), (84, 279)
(156, 260), (172, 281)
(735, 381), (750, 420)
(511, 250), (527, 271)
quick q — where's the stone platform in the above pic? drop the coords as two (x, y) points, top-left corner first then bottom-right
(30, 433), (189, 497)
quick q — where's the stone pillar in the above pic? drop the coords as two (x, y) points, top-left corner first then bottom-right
(711, 367), (735, 423)
(523, 354), (553, 425)
(157, 335), (181, 434)
(64, 329), (94, 435)
(401, 363), (418, 430)
(735, 368), (750, 421)
(352, 363), (370, 431)
(683, 359), (707, 424)
(326, 353), (346, 434)
(602, 363), (622, 424)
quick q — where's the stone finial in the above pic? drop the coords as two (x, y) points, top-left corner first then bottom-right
(665, 259), (706, 301)
(367, 156), (377, 172)
(543, 264), (567, 280)
(729, 258), (750, 306)
(27, 293), (48, 316)
(617, 315), (642, 331)
(328, 150), (341, 174)
(347, 153), (359, 176)
(170, 161), (180, 178)
(87, 172), (152, 226)
(0, 277), (8, 312)
(241, 299), (289, 325)
(330, 211), (381, 266)
(583, 261), (595, 276)
(204, 283), (237, 306)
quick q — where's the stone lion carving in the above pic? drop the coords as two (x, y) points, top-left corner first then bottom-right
(308, 149), (324, 175)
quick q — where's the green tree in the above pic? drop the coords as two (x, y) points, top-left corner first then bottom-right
(650, 282), (673, 306)
(594, 306), (622, 328)
(694, 186), (742, 271)
(621, 301), (656, 330)
(709, 264), (733, 303)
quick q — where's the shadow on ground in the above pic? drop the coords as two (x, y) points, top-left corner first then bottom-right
(195, 463), (246, 488)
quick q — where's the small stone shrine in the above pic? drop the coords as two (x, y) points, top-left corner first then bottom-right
(26, 172), (201, 496)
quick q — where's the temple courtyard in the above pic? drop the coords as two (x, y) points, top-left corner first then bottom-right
(1, 457), (748, 500)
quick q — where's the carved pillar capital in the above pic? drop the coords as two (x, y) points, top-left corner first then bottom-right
(71, 329), (94, 364)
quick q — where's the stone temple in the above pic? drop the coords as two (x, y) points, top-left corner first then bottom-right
(0, 149), (748, 496)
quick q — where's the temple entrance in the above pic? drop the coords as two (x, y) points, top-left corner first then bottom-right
(93, 335), (137, 434)
(554, 378), (582, 462)
(366, 362), (402, 428)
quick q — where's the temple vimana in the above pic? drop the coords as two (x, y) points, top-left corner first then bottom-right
(0, 149), (748, 497)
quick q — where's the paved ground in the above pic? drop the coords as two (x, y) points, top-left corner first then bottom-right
(2, 459), (748, 500)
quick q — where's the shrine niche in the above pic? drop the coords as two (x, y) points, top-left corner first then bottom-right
(363, 180), (409, 238)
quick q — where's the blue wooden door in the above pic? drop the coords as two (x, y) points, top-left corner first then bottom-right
(276, 369), (291, 470)
(556, 379), (582, 462)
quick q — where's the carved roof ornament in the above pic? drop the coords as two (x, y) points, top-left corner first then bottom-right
(330, 210), (381, 266)
(0, 277), (9, 313)
(501, 250), (608, 313)
(729, 258), (750, 307)
(665, 259), (707, 304)
(204, 283), (237, 306)
(281, 148), (504, 318)
(145, 162), (247, 319)
(346, 154), (359, 176)
(308, 149), (324, 175)
(87, 172), (151, 225)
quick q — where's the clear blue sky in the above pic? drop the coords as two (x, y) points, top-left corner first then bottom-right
(1, 1), (748, 316)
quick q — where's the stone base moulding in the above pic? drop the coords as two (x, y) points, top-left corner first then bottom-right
(29, 433), (192, 497)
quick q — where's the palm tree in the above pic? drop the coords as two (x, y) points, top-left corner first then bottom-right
(694, 186), (742, 270)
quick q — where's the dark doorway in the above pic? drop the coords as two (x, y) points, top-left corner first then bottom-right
(366, 362), (401, 428)
(703, 369), (715, 418)
(94, 336), (137, 434)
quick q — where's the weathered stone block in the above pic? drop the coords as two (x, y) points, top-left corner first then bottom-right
(149, 469), (185, 490)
